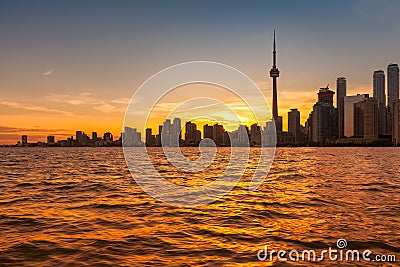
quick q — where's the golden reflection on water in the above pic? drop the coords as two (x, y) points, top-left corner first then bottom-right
(0, 147), (399, 266)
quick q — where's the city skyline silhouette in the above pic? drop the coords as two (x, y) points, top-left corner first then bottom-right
(6, 30), (400, 147)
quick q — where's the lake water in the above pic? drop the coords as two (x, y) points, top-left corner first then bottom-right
(0, 147), (399, 266)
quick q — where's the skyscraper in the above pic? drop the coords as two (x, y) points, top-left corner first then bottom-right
(318, 86), (335, 106)
(308, 104), (338, 144)
(76, 131), (83, 144)
(47, 136), (55, 145)
(373, 70), (387, 136)
(22, 135), (27, 145)
(123, 127), (142, 146)
(343, 94), (369, 137)
(288, 108), (301, 143)
(171, 118), (181, 146)
(76, 131), (89, 145)
(161, 119), (172, 146)
(156, 125), (163, 146)
(160, 118), (181, 146)
(203, 124), (213, 140)
(373, 70), (386, 105)
(354, 97), (379, 143)
(145, 128), (156, 146)
(237, 125), (249, 147)
(306, 86), (338, 145)
(185, 121), (200, 146)
(387, 63), (399, 134)
(250, 124), (261, 146)
(213, 123), (225, 146)
(185, 121), (196, 142)
(92, 132), (98, 142)
(336, 77), (347, 138)
(269, 30), (282, 132)
(103, 132), (113, 142)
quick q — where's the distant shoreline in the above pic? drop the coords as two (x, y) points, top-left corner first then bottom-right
(1, 145), (399, 148)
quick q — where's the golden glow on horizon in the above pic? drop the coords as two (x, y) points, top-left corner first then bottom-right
(0, 79), (373, 145)
(145, 84), (268, 135)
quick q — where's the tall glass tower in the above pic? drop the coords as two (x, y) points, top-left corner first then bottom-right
(387, 63), (399, 134)
(336, 77), (347, 138)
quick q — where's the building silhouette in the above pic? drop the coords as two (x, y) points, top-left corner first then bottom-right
(199, 123), (230, 146)
(161, 119), (172, 146)
(76, 131), (90, 146)
(185, 121), (201, 146)
(336, 77), (347, 138)
(122, 127), (143, 146)
(236, 125), (249, 146)
(354, 97), (379, 143)
(318, 86), (335, 105)
(159, 118), (181, 147)
(156, 125), (163, 146)
(22, 135), (27, 145)
(373, 70), (387, 136)
(92, 132), (98, 143)
(145, 128), (156, 146)
(171, 118), (182, 147)
(203, 124), (213, 140)
(387, 63), (399, 134)
(103, 132), (113, 143)
(212, 123), (225, 146)
(47, 136), (55, 145)
(373, 70), (386, 106)
(344, 94), (369, 137)
(250, 123), (261, 146)
(288, 108), (301, 144)
(306, 86), (338, 145)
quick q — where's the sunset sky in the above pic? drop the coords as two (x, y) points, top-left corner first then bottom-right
(1, 0), (400, 144)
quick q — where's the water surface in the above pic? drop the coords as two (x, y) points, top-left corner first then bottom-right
(0, 147), (399, 266)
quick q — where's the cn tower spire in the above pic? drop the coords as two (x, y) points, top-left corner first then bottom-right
(270, 30), (280, 121)
(273, 29), (277, 68)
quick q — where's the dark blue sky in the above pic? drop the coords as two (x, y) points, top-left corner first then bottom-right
(1, 0), (398, 88)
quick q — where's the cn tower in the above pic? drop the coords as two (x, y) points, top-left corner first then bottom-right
(269, 30), (281, 131)
(269, 30), (279, 123)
